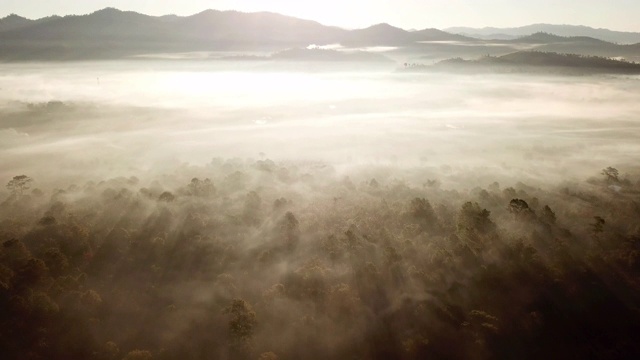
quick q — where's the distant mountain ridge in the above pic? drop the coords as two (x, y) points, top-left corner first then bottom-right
(403, 51), (640, 75)
(0, 14), (31, 32)
(0, 8), (467, 60)
(0, 13), (60, 32)
(511, 32), (610, 45)
(445, 24), (640, 44)
(342, 23), (472, 46)
(1, 9), (640, 62)
(0, 8), (345, 45)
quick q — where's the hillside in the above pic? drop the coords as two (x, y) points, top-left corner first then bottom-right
(405, 51), (640, 75)
(0, 14), (31, 32)
(491, 51), (640, 69)
(445, 24), (640, 44)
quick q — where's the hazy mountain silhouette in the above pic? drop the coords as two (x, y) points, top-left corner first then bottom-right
(0, 8), (171, 41)
(343, 23), (414, 45)
(0, 13), (59, 32)
(404, 31), (640, 64)
(435, 32), (640, 61)
(2, 9), (640, 62)
(412, 28), (473, 42)
(342, 23), (473, 46)
(509, 32), (610, 45)
(174, 9), (347, 45)
(446, 24), (640, 44)
(0, 14), (31, 32)
(504, 33), (640, 59)
(0, 8), (471, 60)
(425, 51), (640, 75)
(0, 8), (349, 59)
(0, 8), (348, 43)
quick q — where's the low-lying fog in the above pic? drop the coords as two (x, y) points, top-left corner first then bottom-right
(3, 60), (640, 359)
(1, 61), (640, 188)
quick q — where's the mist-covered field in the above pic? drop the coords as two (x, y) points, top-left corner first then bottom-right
(2, 61), (640, 360)
(3, 62), (640, 185)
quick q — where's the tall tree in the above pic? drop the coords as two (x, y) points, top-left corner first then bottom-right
(6, 175), (33, 196)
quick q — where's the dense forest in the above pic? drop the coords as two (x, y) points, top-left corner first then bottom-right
(403, 51), (640, 75)
(1, 160), (640, 359)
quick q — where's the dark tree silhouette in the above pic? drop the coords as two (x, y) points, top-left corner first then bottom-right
(508, 198), (535, 220)
(410, 197), (438, 232)
(601, 167), (620, 183)
(6, 175), (33, 196)
(458, 202), (495, 234)
(188, 177), (215, 197)
(158, 191), (175, 202)
(280, 211), (300, 250)
(225, 298), (257, 356)
(541, 205), (556, 224)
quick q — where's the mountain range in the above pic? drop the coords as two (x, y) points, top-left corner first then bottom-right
(0, 8), (467, 60)
(445, 24), (640, 44)
(1, 8), (640, 62)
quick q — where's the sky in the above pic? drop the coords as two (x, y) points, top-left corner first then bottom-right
(1, 0), (639, 32)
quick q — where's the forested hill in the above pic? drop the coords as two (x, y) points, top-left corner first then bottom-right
(492, 51), (640, 69)
(406, 51), (640, 75)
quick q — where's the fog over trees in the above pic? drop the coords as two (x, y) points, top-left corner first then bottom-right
(2, 6), (640, 360)
(1, 159), (640, 359)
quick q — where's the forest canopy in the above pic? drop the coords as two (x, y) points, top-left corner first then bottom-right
(1, 160), (639, 360)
